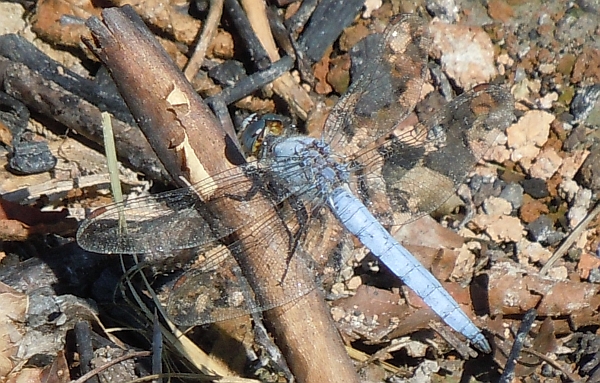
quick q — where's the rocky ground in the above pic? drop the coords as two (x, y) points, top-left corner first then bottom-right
(0, 0), (599, 382)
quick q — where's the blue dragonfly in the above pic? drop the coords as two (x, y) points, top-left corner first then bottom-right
(77, 14), (514, 353)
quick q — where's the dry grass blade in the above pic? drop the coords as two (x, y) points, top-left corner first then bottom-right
(540, 201), (600, 276)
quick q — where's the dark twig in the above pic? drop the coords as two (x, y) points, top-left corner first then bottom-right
(266, 7), (295, 58)
(207, 96), (239, 153)
(498, 309), (537, 383)
(206, 55), (294, 106)
(284, 0), (318, 37)
(224, 0), (271, 70)
(0, 34), (134, 126)
(75, 321), (100, 383)
(298, 0), (364, 63)
(266, 7), (316, 85)
(151, 310), (163, 383)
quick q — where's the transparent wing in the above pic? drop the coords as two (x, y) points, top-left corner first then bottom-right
(323, 13), (431, 155)
(166, 238), (317, 326)
(347, 84), (515, 226)
(166, 195), (323, 326)
(76, 164), (296, 255)
(77, 162), (325, 326)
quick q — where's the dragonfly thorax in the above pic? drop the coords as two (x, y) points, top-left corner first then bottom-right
(261, 136), (349, 200)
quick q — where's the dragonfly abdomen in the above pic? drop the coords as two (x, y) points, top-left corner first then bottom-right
(328, 186), (491, 353)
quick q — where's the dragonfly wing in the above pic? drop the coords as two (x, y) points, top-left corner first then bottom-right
(78, 162), (318, 325)
(167, 248), (261, 326)
(76, 163), (295, 255)
(349, 84), (515, 227)
(323, 13), (430, 155)
(167, 211), (319, 326)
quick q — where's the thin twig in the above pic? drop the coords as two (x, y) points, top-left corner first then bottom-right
(498, 309), (537, 383)
(239, 0), (313, 119)
(206, 55), (294, 106)
(520, 348), (583, 383)
(71, 351), (151, 383)
(224, 0), (271, 69)
(184, 0), (224, 81)
(540, 201), (600, 275)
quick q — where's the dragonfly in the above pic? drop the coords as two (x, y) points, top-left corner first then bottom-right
(77, 14), (515, 353)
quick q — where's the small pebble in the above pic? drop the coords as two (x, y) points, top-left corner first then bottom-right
(499, 183), (524, 209)
(588, 268), (600, 284)
(521, 178), (550, 199)
(527, 215), (554, 243)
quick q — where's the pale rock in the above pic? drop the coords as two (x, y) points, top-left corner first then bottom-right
(574, 188), (593, 209)
(457, 227), (487, 241)
(512, 78), (542, 99)
(330, 282), (346, 296)
(558, 178), (580, 202)
(497, 53), (514, 66)
(484, 132), (510, 163)
(539, 91), (558, 109)
(558, 150), (589, 179)
(429, 20), (497, 89)
(330, 306), (346, 322)
(568, 188), (592, 228)
(483, 196), (513, 216)
(362, 0), (382, 18)
(529, 148), (563, 179)
(539, 63), (556, 75)
(517, 238), (552, 264)
(472, 214), (524, 242)
(451, 244), (476, 282)
(346, 275), (362, 290)
(547, 266), (568, 280)
(426, 0), (459, 23)
(507, 110), (553, 148)
(512, 80), (530, 101)
(569, 206), (588, 228)
(407, 360), (440, 382)
(420, 82), (435, 98)
(0, 3), (26, 35)
(340, 265), (355, 281)
(472, 164), (502, 178)
(529, 79), (542, 94)
(578, 229), (594, 250)
(507, 110), (555, 164)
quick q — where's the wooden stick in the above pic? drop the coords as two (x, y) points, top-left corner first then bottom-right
(84, 7), (360, 383)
